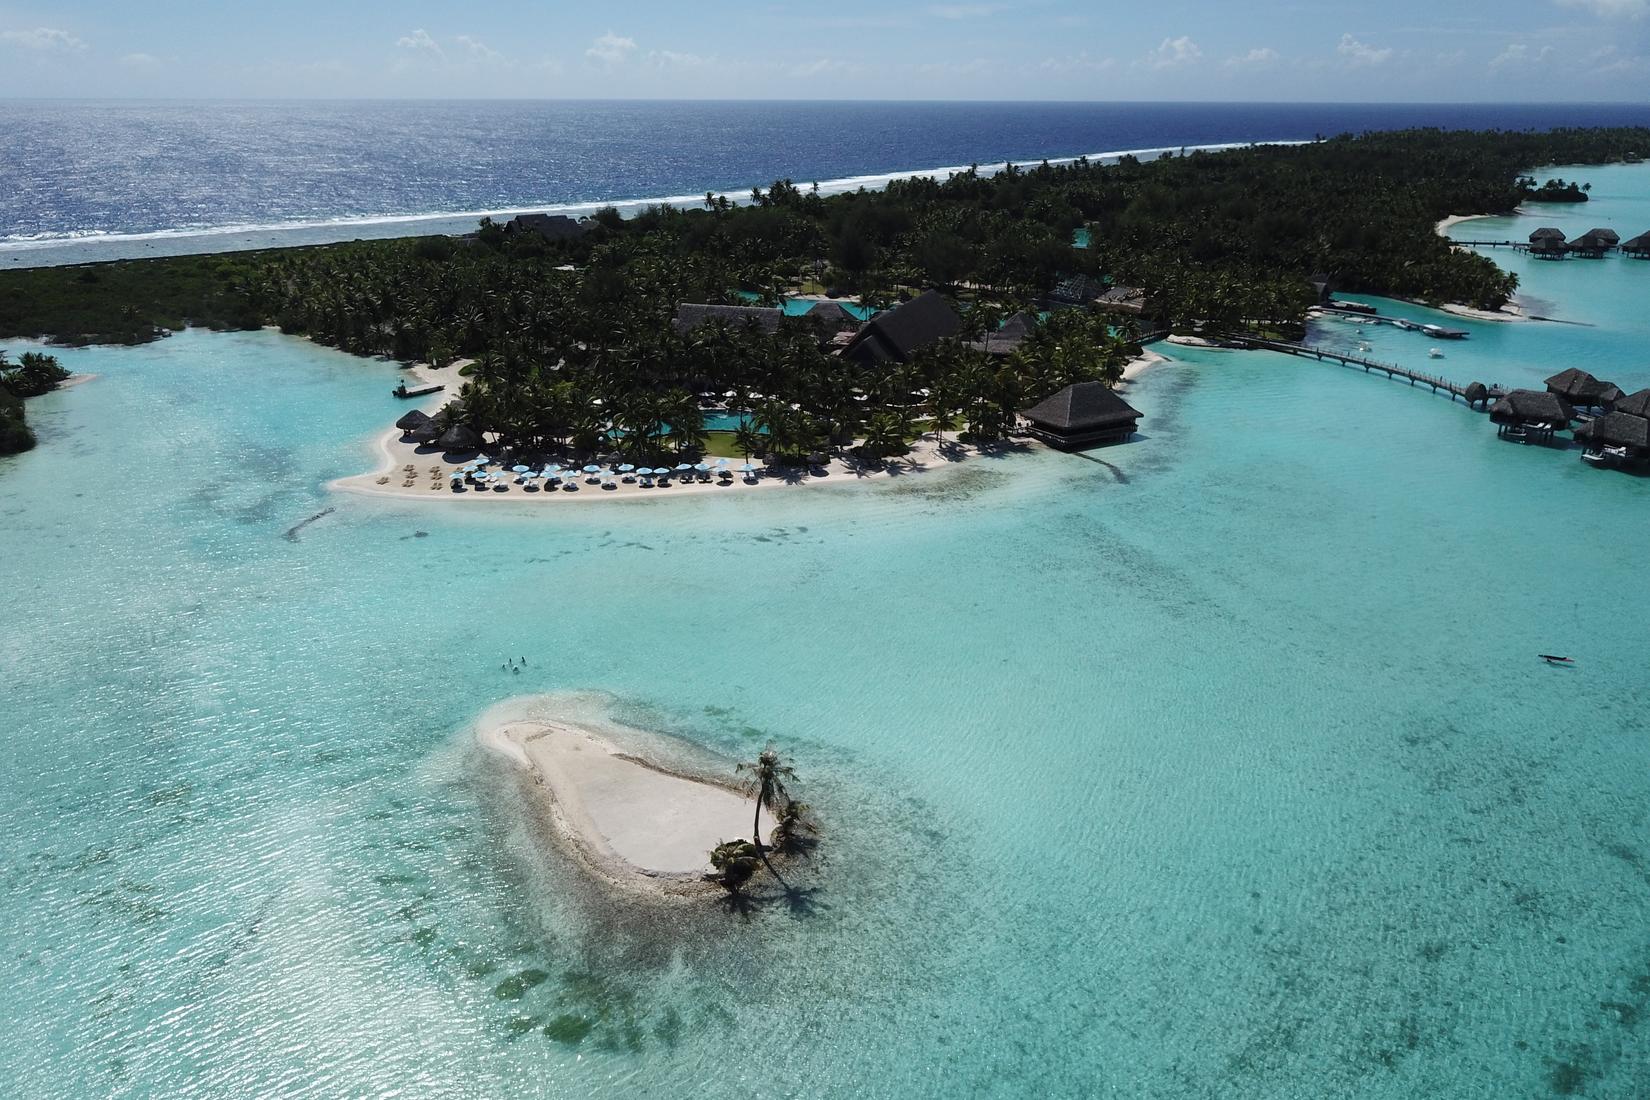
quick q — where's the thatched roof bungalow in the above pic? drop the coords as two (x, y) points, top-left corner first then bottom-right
(1622, 233), (1650, 259)
(396, 409), (433, 432)
(1490, 389), (1574, 443)
(1566, 228), (1620, 257)
(798, 301), (861, 337)
(1463, 381), (1490, 409)
(1573, 410), (1650, 462)
(1020, 381), (1141, 450)
(436, 424), (483, 453)
(840, 291), (962, 366)
(1529, 227), (1566, 243)
(1611, 388), (1650, 419)
(1545, 368), (1622, 410)
(968, 312), (1037, 356)
(672, 303), (785, 337)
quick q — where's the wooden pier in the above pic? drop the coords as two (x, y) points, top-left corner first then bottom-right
(1228, 337), (1474, 401)
(1446, 239), (1529, 250)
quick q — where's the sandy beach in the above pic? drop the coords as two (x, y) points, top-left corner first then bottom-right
(1434, 211), (1510, 237)
(477, 699), (756, 897)
(331, 349), (1169, 505)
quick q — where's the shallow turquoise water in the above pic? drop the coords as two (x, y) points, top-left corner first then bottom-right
(4, 174), (1650, 1098)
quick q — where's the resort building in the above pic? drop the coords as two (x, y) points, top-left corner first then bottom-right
(1019, 381), (1142, 450)
(1489, 389), (1574, 444)
(1612, 388), (1650, 418)
(1566, 228), (1620, 258)
(968, 312), (1037, 357)
(1621, 233), (1650, 259)
(1544, 368), (1622, 411)
(1046, 274), (1108, 307)
(672, 303), (785, 337)
(505, 213), (587, 242)
(1528, 228), (1569, 260)
(800, 301), (861, 339)
(840, 290), (963, 366)
(1095, 286), (1149, 315)
(1573, 410), (1650, 467)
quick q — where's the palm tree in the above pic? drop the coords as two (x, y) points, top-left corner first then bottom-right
(707, 840), (760, 895)
(736, 747), (794, 855)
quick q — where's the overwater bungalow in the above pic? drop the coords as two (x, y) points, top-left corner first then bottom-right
(840, 290), (962, 366)
(1528, 228), (1569, 260)
(1612, 388), (1650, 418)
(1020, 381), (1142, 450)
(1573, 411), (1649, 467)
(1566, 228), (1620, 258)
(1621, 233), (1650, 259)
(1545, 368), (1622, 411)
(672, 303), (785, 337)
(1490, 389), (1574, 444)
(1463, 381), (1490, 410)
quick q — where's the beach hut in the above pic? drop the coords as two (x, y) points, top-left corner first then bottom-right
(1621, 233), (1650, 259)
(395, 409), (433, 432)
(1529, 227), (1566, 244)
(436, 424), (482, 453)
(1545, 368), (1622, 410)
(1527, 229), (1569, 260)
(1020, 381), (1142, 450)
(1611, 388), (1650, 419)
(1573, 411), (1650, 466)
(1463, 381), (1490, 410)
(840, 291), (963, 366)
(672, 303), (785, 336)
(1489, 389), (1574, 443)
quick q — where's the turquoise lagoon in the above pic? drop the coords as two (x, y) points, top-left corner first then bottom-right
(4, 175), (1650, 1099)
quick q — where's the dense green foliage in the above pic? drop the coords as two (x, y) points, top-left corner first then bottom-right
(0, 350), (70, 454)
(1519, 177), (1589, 203)
(0, 126), (1645, 461)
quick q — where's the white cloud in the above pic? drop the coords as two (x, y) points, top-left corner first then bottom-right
(1337, 34), (1392, 66)
(119, 52), (163, 71)
(1490, 42), (1556, 68)
(586, 31), (637, 65)
(395, 29), (444, 59)
(1226, 47), (1280, 68)
(647, 49), (711, 69)
(1587, 44), (1650, 73)
(455, 35), (500, 62)
(1556, 0), (1648, 17)
(927, 4), (1004, 17)
(0, 27), (86, 51)
(1143, 36), (1202, 69)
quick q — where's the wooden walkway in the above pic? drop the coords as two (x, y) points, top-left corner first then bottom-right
(1447, 239), (1528, 250)
(1229, 337), (1473, 401)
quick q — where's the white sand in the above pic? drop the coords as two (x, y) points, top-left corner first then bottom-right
(479, 712), (755, 890)
(1434, 212), (1504, 237)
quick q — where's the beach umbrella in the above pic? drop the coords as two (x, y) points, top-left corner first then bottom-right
(694, 463), (711, 472)
(675, 463), (693, 473)
(739, 462), (758, 471)
(512, 464), (530, 474)
(583, 464), (601, 474)
(617, 463), (635, 473)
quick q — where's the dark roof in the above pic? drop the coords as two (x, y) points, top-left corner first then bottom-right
(968, 311), (1038, 355)
(1048, 274), (1107, 305)
(1529, 227), (1566, 242)
(436, 424), (482, 452)
(507, 213), (586, 241)
(1490, 389), (1574, 425)
(1021, 381), (1142, 433)
(672, 303), (785, 336)
(1545, 368), (1621, 407)
(1622, 233), (1650, 251)
(1587, 227), (1621, 243)
(1574, 411), (1650, 450)
(841, 290), (962, 365)
(396, 408), (433, 431)
(1568, 228), (1620, 248)
(1612, 388), (1650, 418)
(1464, 381), (1489, 403)
(798, 301), (860, 334)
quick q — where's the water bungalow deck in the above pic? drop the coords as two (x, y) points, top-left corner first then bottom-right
(1231, 337), (1476, 401)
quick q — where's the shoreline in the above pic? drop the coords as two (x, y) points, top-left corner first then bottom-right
(330, 349), (1169, 506)
(476, 697), (757, 900)
(1425, 211), (1532, 323)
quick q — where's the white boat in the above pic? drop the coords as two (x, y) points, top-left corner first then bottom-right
(1428, 348), (1444, 359)
(1582, 449), (1607, 464)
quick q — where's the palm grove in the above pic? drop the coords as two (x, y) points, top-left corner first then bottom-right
(3, 125), (1648, 459)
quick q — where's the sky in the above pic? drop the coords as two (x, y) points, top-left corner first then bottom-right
(0, 1), (1647, 101)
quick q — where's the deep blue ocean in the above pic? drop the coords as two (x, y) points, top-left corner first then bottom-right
(4, 99), (1650, 267)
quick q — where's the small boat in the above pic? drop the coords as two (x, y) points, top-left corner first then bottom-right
(1538, 654), (1574, 665)
(1428, 348), (1444, 359)
(1582, 449), (1607, 464)
(1420, 324), (1469, 340)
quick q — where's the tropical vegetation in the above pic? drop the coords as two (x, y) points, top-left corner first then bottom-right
(0, 351), (71, 454)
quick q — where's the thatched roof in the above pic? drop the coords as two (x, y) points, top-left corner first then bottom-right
(841, 291), (962, 365)
(1568, 228), (1620, 250)
(968, 312), (1037, 355)
(436, 424), (482, 452)
(1622, 233), (1650, 252)
(1574, 411), (1650, 450)
(1529, 227), (1566, 242)
(1587, 227), (1621, 244)
(1048, 274), (1107, 305)
(1491, 389), (1574, 425)
(1464, 381), (1489, 404)
(396, 408), (433, 431)
(507, 213), (586, 241)
(1612, 388), (1650, 418)
(797, 301), (860, 335)
(1022, 381), (1141, 432)
(672, 303), (784, 336)
(1545, 368), (1621, 407)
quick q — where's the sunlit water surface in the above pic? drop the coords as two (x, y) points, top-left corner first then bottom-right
(3, 168), (1650, 1098)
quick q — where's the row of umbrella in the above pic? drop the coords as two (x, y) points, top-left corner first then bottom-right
(449, 456), (762, 488)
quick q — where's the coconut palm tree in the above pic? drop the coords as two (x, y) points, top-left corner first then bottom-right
(707, 840), (760, 895)
(736, 747), (794, 855)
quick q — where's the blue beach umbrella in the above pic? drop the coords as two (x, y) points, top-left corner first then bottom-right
(675, 463), (693, 472)
(739, 462), (758, 472)
(583, 464), (601, 474)
(694, 463), (711, 472)
(618, 464), (635, 473)
(512, 464), (530, 473)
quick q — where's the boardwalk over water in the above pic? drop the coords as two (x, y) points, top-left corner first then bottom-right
(1229, 337), (1475, 402)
